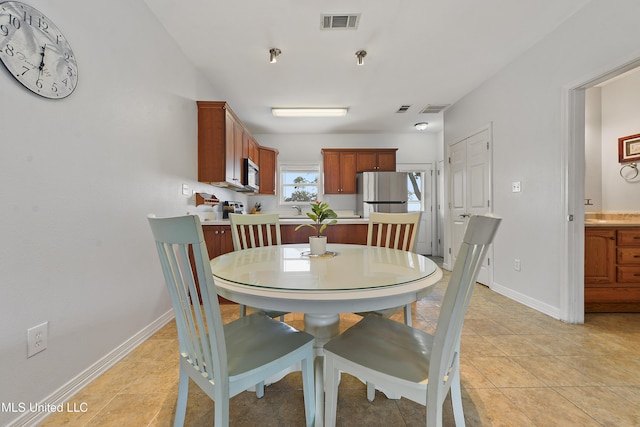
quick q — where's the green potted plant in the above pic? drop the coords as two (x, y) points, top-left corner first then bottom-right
(295, 201), (338, 255)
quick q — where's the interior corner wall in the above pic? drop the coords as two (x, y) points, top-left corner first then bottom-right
(0, 1), (225, 424)
(443, 0), (640, 317)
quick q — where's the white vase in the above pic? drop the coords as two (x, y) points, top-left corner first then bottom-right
(309, 236), (327, 255)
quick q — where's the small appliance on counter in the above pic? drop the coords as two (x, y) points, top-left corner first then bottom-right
(222, 201), (244, 219)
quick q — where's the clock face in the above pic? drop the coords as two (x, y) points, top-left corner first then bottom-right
(0, 1), (78, 99)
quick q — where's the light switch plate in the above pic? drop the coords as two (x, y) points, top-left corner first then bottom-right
(512, 181), (521, 192)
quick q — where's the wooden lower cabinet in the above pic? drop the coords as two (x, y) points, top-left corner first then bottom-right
(280, 223), (368, 245)
(585, 227), (640, 312)
(202, 225), (234, 303)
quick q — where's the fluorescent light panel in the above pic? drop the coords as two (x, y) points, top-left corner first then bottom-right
(272, 107), (348, 117)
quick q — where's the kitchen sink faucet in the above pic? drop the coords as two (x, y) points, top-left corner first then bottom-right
(291, 205), (302, 216)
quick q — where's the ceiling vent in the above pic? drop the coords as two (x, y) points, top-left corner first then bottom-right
(419, 104), (449, 114)
(395, 105), (411, 113)
(321, 14), (360, 30)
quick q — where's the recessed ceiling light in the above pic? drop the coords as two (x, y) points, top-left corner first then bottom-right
(272, 108), (348, 117)
(414, 122), (429, 131)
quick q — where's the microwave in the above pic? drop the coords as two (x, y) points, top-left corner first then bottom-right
(242, 158), (259, 192)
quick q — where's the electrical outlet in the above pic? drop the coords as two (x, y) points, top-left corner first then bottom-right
(27, 321), (48, 358)
(181, 184), (190, 196)
(514, 259), (521, 271)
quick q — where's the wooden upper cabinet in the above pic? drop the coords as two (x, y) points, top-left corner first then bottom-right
(356, 149), (397, 172)
(323, 149), (357, 194)
(258, 146), (278, 195)
(198, 101), (278, 193)
(323, 148), (397, 194)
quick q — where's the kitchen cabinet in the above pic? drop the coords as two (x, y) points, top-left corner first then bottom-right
(198, 101), (278, 193)
(258, 146), (278, 195)
(356, 149), (397, 172)
(202, 225), (234, 259)
(585, 227), (640, 312)
(322, 149), (357, 194)
(243, 133), (260, 164)
(281, 223), (368, 245)
(198, 101), (243, 188)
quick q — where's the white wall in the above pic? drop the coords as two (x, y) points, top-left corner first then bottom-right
(444, 0), (640, 317)
(584, 87), (602, 212)
(0, 1), (234, 424)
(251, 132), (440, 212)
(600, 70), (640, 210)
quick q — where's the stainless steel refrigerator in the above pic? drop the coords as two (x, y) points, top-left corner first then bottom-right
(356, 172), (408, 218)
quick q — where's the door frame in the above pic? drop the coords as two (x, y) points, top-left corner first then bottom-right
(563, 57), (640, 323)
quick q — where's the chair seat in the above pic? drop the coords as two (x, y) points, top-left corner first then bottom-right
(225, 313), (314, 377)
(324, 315), (434, 384)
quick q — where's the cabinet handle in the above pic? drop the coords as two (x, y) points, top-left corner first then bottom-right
(610, 237), (615, 240)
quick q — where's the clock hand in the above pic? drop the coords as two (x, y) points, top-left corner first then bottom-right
(38, 44), (46, 75)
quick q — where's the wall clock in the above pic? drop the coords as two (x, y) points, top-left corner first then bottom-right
(0, 1), (78, 99)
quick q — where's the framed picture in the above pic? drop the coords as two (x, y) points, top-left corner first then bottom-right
(618, 133), (640, 163)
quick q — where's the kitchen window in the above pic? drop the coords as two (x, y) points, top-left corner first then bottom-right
(279, 164), (321, 205)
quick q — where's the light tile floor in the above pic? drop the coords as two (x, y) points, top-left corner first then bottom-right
(41, 261), (640, 426)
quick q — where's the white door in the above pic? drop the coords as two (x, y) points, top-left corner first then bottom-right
(398, 163), (434, 255)
(436, 160), (445, 257)
(448, 127), (493, 284)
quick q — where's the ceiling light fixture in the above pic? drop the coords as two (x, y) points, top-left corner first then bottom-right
(271, 108), (348, 117)
(355, 50), (367, 66)
(269, 48), (281, 63)
(414, 122), (429, 131)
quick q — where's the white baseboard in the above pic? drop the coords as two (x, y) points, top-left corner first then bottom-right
(490, 281), (561, 319)
(7, 310), (175, 427)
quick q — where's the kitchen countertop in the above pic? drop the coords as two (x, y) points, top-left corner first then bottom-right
(584, 213), (640, 227)
(201, 216), (369, 226)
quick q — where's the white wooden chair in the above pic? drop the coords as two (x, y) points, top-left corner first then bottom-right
(228, 213), (288, 321)
(356, 212), (422, 326)
(147, 214), (315, 427)
(324, 215), (501, 427)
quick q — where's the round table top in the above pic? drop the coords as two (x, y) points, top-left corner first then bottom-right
(211, 243), (439, 291)
(209, 244), (442, 313)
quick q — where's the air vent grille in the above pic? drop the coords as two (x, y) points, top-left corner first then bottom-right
(321, 14), (360, 30)
(419, 104), (449, 114)
(396, 105), (411, 113)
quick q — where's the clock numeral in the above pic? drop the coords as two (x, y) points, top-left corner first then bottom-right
(38, 17), (49, 33)
(51, 82), (57, 93)
(3, 43), (15, 56)
(35, 78), (42, 89)
(1, 24), (8, 37)
(22, 11), (32, 26)
(6, 13), (20, 29)
(19, 65), (29, 76)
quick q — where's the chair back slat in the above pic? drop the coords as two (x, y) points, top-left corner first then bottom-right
(230, 213), (282, 250)
(148, 215), (228, 390)
(428, 215), (501, 402)
(367, 212), (421, 251)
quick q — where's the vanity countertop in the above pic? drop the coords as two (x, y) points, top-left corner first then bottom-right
(584, 213), (640, 227)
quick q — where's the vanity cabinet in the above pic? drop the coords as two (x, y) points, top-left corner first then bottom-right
(258, 146), (278, 195)
(356, 149), (397, 172)
(585, 227), (640, 312)
(322, 149), (358, 194)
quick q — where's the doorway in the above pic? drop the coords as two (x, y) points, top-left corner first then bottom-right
(397, 163), (435, 255)
(565, 58), (640, 323)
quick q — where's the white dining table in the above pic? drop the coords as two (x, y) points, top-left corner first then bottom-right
(210, 243), (443, 425)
